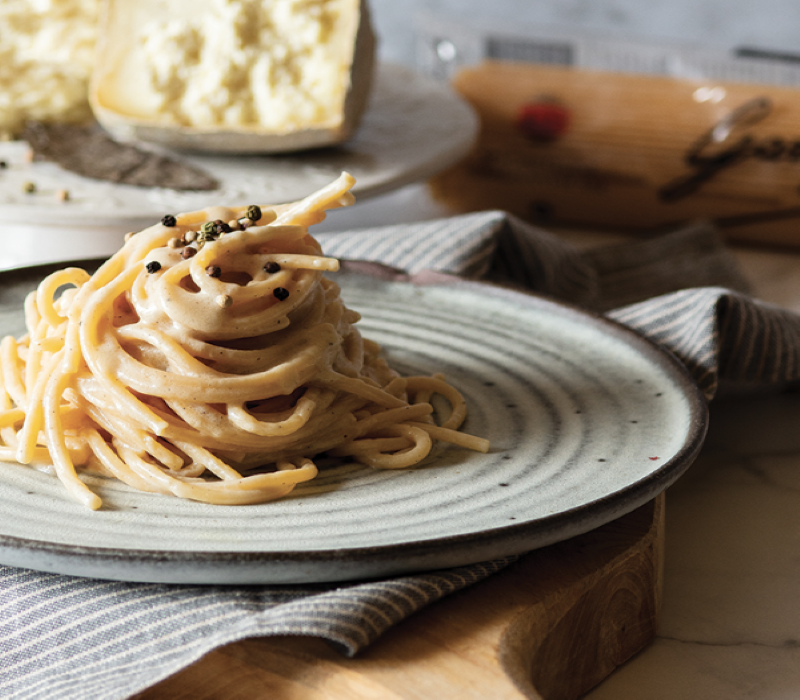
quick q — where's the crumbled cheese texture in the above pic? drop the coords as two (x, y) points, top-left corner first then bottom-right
(139, 0), (351, 130)
(0, 0), (99, 135)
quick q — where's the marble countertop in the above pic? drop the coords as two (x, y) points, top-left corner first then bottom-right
(5, 183), (800, 699)
(587, 391), (800, 699)
(583, 244), (800, 699)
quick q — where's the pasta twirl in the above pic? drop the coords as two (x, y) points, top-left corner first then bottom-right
(0, 172), (488, 509)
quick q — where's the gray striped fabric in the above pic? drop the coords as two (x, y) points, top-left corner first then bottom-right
(2, 210), (792, 699)
(0, 559), (514, 699)
(610, 288), (800, 399)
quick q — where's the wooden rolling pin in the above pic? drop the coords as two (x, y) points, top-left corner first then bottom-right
(430, 61), (800, 248)
(137, 494), (663, 700)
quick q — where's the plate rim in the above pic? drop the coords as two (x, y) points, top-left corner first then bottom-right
(0, 260), (708, 583)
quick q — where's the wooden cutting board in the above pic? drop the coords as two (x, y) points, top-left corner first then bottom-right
(137, 493), (663, 700)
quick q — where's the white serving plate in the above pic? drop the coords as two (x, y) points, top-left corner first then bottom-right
(0, 265), (707, 584)
(0, 64), (477, 267)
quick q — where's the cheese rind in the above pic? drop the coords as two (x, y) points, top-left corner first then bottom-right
(90, 0), (376, 153)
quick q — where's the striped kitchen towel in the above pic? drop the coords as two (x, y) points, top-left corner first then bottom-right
(2, 210), (796, 700)
(321, 211), (796, 400)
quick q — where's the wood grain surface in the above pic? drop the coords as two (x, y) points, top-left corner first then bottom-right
(137, 493), (664, 700)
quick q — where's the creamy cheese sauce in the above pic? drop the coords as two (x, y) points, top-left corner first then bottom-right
(0, 174), (487, 509)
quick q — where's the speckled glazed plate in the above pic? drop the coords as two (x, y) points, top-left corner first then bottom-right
(0, 263), (707, 584)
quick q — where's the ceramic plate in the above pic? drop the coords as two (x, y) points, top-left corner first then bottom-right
(0, 263), (707, 584)
(0, 64), (476, 229)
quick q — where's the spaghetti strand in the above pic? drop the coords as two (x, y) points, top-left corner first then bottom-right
(0, 173), (488, 508)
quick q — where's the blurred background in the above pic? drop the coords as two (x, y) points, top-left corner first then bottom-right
(357, 0), (800, 250)
(6, 0), (800, 262)
(370, 0), (800, 67)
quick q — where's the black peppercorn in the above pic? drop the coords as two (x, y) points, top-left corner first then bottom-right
(246, 205), (262, 223)
(263, 261), (281, 274)
(145, 261), (162, 273)
(206, 265), (221, 278)
(273, 287), (290, 301)
(161, 215), (177, 227)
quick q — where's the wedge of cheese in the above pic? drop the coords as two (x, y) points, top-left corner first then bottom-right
(90, 0), (376, 153)
(0, 0), (99, 136)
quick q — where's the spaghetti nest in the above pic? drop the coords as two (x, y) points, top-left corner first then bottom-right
(0, 173), (488, 509)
